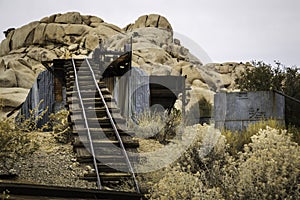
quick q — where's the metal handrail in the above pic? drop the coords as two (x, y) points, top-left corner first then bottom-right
(273, 89), (300, 104)
(71, 58), (102, 189)
(85, 58), (140, 193)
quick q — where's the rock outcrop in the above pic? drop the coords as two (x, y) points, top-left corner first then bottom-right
(0, 12), (250, 118)
(0, 12), (125, 116)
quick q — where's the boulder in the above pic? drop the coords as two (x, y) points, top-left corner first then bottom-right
(27, 47), (57, 62)
(54, 12), (83, 24)
(44, 23), (66, 44)
(139, 64), (153, 75)
(132, 40), (158, 50)
(216, 64), (231, 74)
(65, 24), (91, 35)
(157, 15), (173, 31)
(197, 65), (230, 91)
(130, 15), (147, 30)
(68, 44), (79, 51)
(184, 86), (215, 125)
(40, 14), (58, 23)
(89, 16), (104, 27)
(7, 60), (36, 88)
(90, 16), (103, 23)
(0, 87), (29, 117)
(192, 79), (209, 90)
(0, 30), (14, 56)
(92, 23), (123, 40)
(134, 48), (173, 65)
(107, 27), (172, 53)
(145, 14), (160, 27)
(9, 47), (27, 54)
(135, 27), (173, 46)
(182, 65), (204, 84)
(125, 14), (173, 32)
(17, 56), (43, 70)
(0, 68), (17, 87)
(10, 21), (39, 50)
(219, 74), (233, 88)
(63, 35), (81, 46)
(151, 64), (172, 76)
(84, 33), (99, 51)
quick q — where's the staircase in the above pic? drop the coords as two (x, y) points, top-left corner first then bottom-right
(64, 58), (140, 192)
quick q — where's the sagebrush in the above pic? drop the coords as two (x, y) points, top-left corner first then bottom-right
(49, 109), (71, 143)
(0, 118), (38, 172)
(144, 124), (300, 200)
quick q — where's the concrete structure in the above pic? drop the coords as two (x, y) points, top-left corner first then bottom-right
(214, 91), (285, 131)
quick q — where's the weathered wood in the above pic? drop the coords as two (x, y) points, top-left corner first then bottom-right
(0, 181), (142, 199)
(66, 58), (140, 192)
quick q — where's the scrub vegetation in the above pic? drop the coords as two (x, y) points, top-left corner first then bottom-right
(138, 116), (300, 200)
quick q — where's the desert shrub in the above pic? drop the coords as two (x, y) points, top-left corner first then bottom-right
(177, 125), (227, 173)
(145, 124), (300, 199)
(129, 109), (182, 144)
(49, 109), (71, 143)
(0, 118), (37, 172)
(222, 119), (284, 155)
(144, 125), (227, 199)
(198, 97), (213, 118)
(235, 127), (300, 200)
(16, 100), (48, 132)
(235, 61), (285, 92)
(282, 67), (300, 98)
(287, 124), (300, 145)
(129, 111), (165, 139)
(148, 166), (224, 200)
(185, 97), (213, 126)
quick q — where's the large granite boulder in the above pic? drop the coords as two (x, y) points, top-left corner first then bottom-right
(124, 14), (172, 32)
(0, 12), (125, 116)
(0, 12), (251, 119)
(0, 87), (29, 117)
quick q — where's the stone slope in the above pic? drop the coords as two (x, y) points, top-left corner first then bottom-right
(0, 12), (250, 117)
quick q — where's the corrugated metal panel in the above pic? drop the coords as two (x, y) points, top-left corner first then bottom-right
(16, 69), (55, 129)
(214, 91), (285, 131)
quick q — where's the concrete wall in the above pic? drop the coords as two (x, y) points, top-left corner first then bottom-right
(214, 91), (285, 131)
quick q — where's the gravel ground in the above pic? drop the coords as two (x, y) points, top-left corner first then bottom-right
(11, 132), (96, 189)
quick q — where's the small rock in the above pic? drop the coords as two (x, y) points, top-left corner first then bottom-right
(174, 38), (181, 45)
(68, 44), (79, 51)
(9, 169), (17, 175)
(79, 49), (88, 55)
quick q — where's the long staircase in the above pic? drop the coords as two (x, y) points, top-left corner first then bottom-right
(65, 58), (140, 193)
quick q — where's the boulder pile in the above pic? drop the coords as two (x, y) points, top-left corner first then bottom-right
(0, 12), (251, 117)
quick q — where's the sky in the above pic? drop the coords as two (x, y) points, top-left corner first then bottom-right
(0, 0), (299, 66)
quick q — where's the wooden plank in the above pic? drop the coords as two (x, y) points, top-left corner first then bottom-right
(0, 182), (142, 199)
